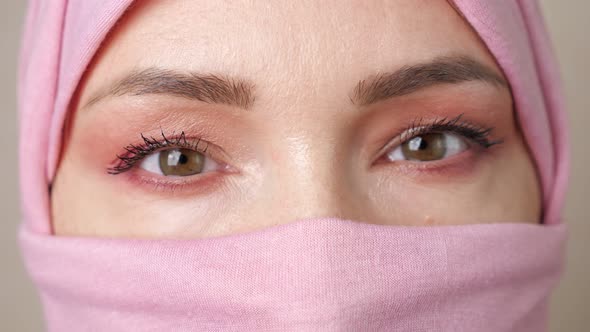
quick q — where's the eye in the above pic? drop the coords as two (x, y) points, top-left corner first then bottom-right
(139, 148), (220, 176)
(386, 132), (469, 162)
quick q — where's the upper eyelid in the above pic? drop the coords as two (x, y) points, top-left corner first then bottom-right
(399, 114), (497, 145)
(142, 131), (231, 159)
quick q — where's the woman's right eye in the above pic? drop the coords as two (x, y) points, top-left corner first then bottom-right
(140, 148), (220, 176)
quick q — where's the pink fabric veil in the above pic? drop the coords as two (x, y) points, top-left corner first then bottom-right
(17, 1), (570, 331)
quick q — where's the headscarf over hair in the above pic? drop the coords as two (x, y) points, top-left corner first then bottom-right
(19, 0), (134, 233)
(17, 1), (570, 331)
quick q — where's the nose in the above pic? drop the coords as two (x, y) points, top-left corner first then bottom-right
(265, 133), (371, 224)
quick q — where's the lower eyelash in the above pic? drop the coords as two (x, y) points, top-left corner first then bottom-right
(108, 130), (209, 175)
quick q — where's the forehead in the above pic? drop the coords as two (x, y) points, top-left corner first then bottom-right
(83, 0), (500, 104)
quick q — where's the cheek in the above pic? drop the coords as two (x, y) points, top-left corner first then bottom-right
(479, 139), (542, 223)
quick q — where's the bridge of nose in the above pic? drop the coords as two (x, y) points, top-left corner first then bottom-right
(261, 127), (371, 222)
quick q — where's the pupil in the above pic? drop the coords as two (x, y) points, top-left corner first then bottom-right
(178, 154), (188, 165)
(408, 136), (428, 151)
(419, 138), (428, 150)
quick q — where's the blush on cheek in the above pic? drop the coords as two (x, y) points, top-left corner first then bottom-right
(67, 121), (123, 175)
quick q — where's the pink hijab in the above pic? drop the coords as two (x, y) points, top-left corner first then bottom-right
(18, 1), (570, 331)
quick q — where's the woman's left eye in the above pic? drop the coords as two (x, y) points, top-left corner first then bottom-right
(386, 132), (469, 162)
(140, 148), (220, 176)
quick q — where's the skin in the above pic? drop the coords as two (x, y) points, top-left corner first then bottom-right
(51, 0), (542, 238)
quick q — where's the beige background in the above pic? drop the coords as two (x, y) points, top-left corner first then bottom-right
(0, 1), (588, 331)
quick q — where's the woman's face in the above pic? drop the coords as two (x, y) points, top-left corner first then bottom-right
(52, 0), (541, 238)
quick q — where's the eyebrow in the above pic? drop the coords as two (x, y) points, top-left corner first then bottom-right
(84, 68), (256, 109)
(84, 55), (506, 111)
(350, 55), (508, 106)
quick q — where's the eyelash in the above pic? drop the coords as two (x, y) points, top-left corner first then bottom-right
(385, 113), (503, 155)
(107, 131), (212, 175)
(108, 113), (502, 175)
